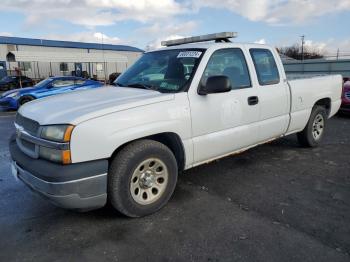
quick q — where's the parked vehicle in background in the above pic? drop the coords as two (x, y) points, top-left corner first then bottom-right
(109, 72), (121, 85)
(0, 76), (34, 91)
(9, 33), (343, 217)
(0, 76), (103, 110)
(341, 80), (350, 113)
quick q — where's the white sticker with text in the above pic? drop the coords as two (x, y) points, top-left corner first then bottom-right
(177, 51), (202, 58)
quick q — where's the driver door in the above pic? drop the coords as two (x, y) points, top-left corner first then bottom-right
(189, 48), (260, 164)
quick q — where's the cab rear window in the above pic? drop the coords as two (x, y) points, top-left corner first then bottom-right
(250, 49), (280, 86)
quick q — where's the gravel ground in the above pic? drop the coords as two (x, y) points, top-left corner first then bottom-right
(0, 111), (349, 262)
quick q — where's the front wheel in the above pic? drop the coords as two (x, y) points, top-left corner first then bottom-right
(18, 96), (35, 107)
(297, 106), (327, 147)
(108, 140), (178, 217)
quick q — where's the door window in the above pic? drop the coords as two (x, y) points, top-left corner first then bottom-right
(202, 48), (251, 90)
(250, 49), (280, 85)
(52, 80), (75, 88)
(74, 80), (86, 85)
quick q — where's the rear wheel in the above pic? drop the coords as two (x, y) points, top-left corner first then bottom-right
(297, 106), (327, 147)
(108, 140), (178, 217)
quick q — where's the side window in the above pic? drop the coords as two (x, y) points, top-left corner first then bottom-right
(52, 80), (75, 88)
(250, 49), (280, 85)
(202, 48), (251, 90)
(74, 80), (86, 85)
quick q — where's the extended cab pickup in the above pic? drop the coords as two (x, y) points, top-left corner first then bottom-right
(10, 33), (342, 217)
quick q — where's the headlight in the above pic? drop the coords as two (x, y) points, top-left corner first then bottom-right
(6, 92), (19, 98)
(39, 125), (74, 164)
(41, 125), (74, 142)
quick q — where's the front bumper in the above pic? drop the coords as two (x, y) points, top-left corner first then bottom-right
(0, 97), (18, 110)
(9, 139), (108, 211)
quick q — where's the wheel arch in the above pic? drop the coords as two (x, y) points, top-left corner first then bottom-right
(314, 97), (331, 117)
(18, 94), (36, 104)
(109, 132), (186, 172)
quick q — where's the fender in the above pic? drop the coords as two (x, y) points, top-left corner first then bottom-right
(70, 93), (193, 165)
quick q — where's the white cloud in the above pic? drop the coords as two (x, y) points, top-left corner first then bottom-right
(43, 31), (125, 45)
(0, 0), (186, 28)
(307, 39), (350, 57)
(145, 35), (185, 51)
(139, 21), (198, 51)
(0, 0), (349, 53)
(277, 38), (350, 59)
(0, 0), (348, 29)
(304, 40), (327, 53)
(138, 21), (197, 36)
(192, 0), (350, 25)
(254, 39), (266, 44)
(0, 32), (13, 37)
(87, 0), (185, 23)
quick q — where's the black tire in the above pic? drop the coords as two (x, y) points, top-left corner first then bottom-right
(297, 106), (327, 147)
(19, 96), (34, 106)
(108, 139), (178, 217)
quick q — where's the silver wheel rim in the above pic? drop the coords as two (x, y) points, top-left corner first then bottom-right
(312, 113), (324, 141)
(130, 158), (168, 205)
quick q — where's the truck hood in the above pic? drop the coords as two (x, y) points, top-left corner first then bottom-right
(18, 86), (174, 125)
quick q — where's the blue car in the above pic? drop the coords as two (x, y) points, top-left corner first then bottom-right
(0, 76), (103, 110)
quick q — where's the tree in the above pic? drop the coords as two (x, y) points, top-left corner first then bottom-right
(277, 44), (324, 60)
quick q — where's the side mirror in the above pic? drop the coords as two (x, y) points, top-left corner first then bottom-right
(198, 75), (231, 95)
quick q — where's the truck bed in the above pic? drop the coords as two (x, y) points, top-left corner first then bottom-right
(286, 74), (343, 134)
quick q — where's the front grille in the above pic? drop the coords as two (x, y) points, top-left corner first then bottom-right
(15, 113), (40, 136)
(345, 92), (350, 100)
(21, 139), (36, 151)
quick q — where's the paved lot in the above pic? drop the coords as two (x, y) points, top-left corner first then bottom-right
(0, 111), (349, 262)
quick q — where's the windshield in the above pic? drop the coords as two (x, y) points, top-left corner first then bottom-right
(115, 49), (204, 93)
(34, 78), (52, 88)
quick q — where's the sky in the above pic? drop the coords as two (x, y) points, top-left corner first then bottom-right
(0, 0), (349, 56)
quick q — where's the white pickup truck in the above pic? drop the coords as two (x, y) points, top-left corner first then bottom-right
(10, 33), (342, 217)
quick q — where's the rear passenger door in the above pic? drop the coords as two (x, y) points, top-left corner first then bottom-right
(248, 47), (290, 142)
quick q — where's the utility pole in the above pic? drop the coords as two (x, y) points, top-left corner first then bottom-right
(336, 48), (339, 60)
(101, 33), (107, 84)
(300, 35), (305, 61)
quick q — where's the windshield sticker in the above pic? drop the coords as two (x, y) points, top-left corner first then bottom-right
(177, 51), (202, 58)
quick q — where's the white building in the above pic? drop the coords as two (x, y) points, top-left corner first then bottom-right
(0, 36), (143, 81)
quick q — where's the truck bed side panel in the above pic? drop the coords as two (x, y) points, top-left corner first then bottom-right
(286, 75), (342, 134)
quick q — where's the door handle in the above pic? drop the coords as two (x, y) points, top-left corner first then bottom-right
(247, 96), (259, 105)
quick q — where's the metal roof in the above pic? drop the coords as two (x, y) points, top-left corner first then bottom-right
(8, 50), (128, 63)
(0, 36), (143, 53)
